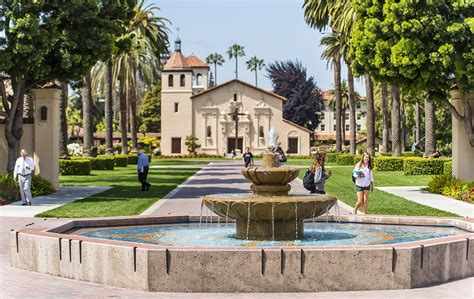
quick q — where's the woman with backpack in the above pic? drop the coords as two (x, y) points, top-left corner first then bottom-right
(308, 152), (332, 194)
(353, 152), (374, 214)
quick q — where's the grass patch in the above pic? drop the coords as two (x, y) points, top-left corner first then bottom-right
(299, 166), (455, 217)
(37, 165), (199, 218)
(151, 159), (211, 166)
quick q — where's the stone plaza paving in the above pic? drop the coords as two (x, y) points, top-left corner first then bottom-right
(0, 160), (472, 298)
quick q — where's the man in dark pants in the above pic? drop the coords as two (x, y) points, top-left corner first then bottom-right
(137, 148), (151, 191)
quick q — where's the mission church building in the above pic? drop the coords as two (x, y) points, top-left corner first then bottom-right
(161, 39), (311, 156)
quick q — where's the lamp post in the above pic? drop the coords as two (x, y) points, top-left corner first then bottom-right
(227, 108), (246, 154)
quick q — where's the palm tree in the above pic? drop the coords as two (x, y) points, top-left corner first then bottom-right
(205, 53), (225, 85)
(415, 100), (421, 144)
(246, 56), (265, 86)
(391, 85), (401, 156)
(321, 30), (343, 152)
(227, 44), (245, 79)
(104, 59), (113, 155)
(92, 0), (169, 154)
(365, 74), (375, 156)
(82, 70), (93, 156)
(424, 98), (436, 156)
(381, 83), (390, 152)
(59, 82), (69, 158)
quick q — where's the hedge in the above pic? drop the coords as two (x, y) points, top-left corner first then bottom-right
(59, 159), (91, 175)
(114, 154), (128, 167)
(379, 152), (391, 157)
(353, 155), (362, 164)
(373, 157), (405, 171)
(127, 154), (139, 165)
(326, 153), (339, 163)
(336, 154), (357, 165)
(91, 156), (115, 170)
(403, 158), (450, 175)
(443, 161), (452, 176)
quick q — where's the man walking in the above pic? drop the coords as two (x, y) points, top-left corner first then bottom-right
(13, 149), (35, 206)
(137, 148), (151, 191)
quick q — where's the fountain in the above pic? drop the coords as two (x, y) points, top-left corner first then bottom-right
(203, 153), (337, 240)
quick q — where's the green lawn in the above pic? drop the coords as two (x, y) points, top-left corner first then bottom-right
(151, 159), (211, 165)
(299, 166), (455, 217)
(37, 165), (199, 218)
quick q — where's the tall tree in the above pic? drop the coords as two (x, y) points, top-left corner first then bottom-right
(104, 59), (114, 155)
(227, 44), (245, 79)
(365, 74), (375, 156)
(205, 53), (225, 85)
(82, 71), (94, 156)
(391, 85), (401, 156)
(246, 56), (265, 87)
(321, 31), (343, 152)
(424, 99), (436, 156)
(381, 83), (390, 152)
(350, 0), (473, 147)
(415, 101), (421, 144)
(266, 60), (324, 131)
(59, 82), (69, 158)
(0, 1), (134, 172)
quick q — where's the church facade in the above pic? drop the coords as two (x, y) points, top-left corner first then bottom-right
(161, 40), (311, 156)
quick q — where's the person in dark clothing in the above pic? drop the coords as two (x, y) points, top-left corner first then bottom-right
(310, 152), (332, 194)
(243, 147), (254, 167)
(137, 148), (151, 191)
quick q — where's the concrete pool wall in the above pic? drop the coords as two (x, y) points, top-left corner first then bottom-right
(10, 215), (474, 292)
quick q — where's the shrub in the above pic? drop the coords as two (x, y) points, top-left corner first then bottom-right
(0, 173), (55, 204)
(403, 158), (447, 175)
(427, 174), (455, 194)
(353, 155), (363, 164)
(379, 152), (391, 157)
(326, 153), (339, 163)
(67, 143), (83, 156)
(373, 157), (404, 171)
(402, 151), (416, 157)
(114, 154), (128, 167)
(442, 182), (474, 204)
(127, 154), (139, 165)
(91, 156), (115, 170)
(31, 175), (55, 197)
(336, 154), (356, 166)
(59, 159), (91, 175)
(443, 161), (452, 176)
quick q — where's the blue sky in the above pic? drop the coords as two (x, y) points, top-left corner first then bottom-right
(149, 0), (365, 94)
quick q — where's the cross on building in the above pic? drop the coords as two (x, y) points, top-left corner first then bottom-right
(227, 108), (246, 154)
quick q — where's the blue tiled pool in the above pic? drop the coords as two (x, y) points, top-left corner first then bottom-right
(68, 222), (468, 247)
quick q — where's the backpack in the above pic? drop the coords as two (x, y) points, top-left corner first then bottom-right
(351, 174), (356, 184)
(303, 168), (315, 191)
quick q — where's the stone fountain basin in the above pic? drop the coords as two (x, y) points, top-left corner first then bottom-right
(203, 194), (337, 222)
(241, 167), (300, 185)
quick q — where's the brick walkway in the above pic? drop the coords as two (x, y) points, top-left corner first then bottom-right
(1, 161), (472, 298)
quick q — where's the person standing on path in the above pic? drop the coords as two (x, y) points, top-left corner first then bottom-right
(353, 153), (374, 214)
(137, 148), (151, 191)
(243, 147), (254, 168)
(310, 152), (332, 194)
(13, 149), (35, 206)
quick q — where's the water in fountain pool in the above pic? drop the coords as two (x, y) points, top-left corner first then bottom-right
(68, 222), (468, 247)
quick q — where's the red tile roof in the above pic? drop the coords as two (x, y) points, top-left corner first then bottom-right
(163, 52), (189, 69)
(186, 54), (208, 68)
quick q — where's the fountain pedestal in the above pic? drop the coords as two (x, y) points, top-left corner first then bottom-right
(203, 153), (337, 240)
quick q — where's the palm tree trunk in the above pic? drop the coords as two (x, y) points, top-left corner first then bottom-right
(335, 57), (342, 153)
(104, 59), (114, 155)
(255, 69), (258, 87)
(130, 81), (138, 152)
(342, 108), (346, 145)
(214, 63), (218, 84)
(401, 100), (407, 152)
(82, 71), (93, 157)
(59, 82), (69, 158)
(235, 57), (238, 79)
(415, 101), (420, 144)
(348, 65), (356, 155)
(424, 98), (436, 156)
(365, 74), (375, 156)
(381, 82), (390, 152)
(119, 79), (129, 155)
(391, 85), (401, 156)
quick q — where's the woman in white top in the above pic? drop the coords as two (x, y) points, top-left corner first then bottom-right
(352, 153), (374, 214)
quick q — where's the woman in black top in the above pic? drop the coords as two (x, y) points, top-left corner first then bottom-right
(243, 147), (254, 167)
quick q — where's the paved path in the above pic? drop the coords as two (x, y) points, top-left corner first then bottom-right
(0, 186), (110, 217)
(377, 186), (474, 217)
(146, 160), (351, 217)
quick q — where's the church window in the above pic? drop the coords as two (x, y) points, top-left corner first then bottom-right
(40, 106), (48, 121)
(320, 124), (325, 131)
(233, 93), (237, 101)
(174, 102), (179, 113)
(180, 74), (186, 87)
(168, 74), (174, 87)
(356, 102), (361, 109)
(196, 74), (203, 86)
(207, 126), (212, 138)
(259, 126), (264, 138)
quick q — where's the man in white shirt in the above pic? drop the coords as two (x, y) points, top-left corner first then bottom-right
(13, 149), (35, 206)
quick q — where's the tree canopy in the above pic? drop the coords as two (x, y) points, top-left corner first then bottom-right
(266, 60), (324, 131)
